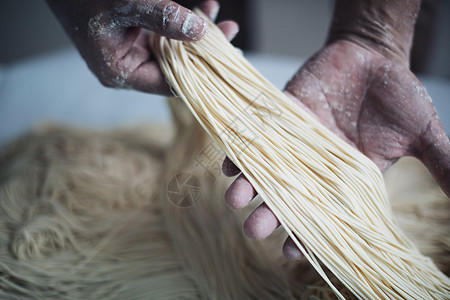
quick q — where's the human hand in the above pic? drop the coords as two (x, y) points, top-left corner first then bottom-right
(223, 0), (450, 260)
(46, 0), (237, 94)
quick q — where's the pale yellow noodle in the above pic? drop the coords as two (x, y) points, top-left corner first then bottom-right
(149, 11), (450, 300)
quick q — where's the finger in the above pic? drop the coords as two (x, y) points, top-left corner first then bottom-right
(282, 236), (304, 261)
(198, 0), (220, 21)
(118, 0), (208, 41)
(125, 30), (171, 94)
(196, 0), (239, 41)
(217, 21), (239, 41)
(225, 174), (257, 209)
(377, 69), (450, 197)
(130, 21), (238, 94)
(243, 203), (281, 240)
(222, 156), (241, 177)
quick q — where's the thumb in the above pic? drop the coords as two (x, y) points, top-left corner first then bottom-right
(416, 119), (450, 197)
(121, 0), (208, 41)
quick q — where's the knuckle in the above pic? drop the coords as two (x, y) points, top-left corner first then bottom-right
(161, 3), (180, 31)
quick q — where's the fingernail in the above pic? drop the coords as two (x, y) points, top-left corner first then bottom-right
(182, 14), (208, 40)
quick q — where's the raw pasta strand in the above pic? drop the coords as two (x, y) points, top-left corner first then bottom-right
(150, 12), (450, 299)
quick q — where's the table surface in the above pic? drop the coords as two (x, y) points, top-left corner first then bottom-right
(0, 47), (449, 148)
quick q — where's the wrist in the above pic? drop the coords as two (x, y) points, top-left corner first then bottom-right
(326, 0), (421, 65)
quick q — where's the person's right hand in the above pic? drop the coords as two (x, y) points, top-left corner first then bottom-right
(46, 0), (237, 95)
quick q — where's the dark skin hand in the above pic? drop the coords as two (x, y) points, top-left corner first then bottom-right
(223, 0), (450, 260)
(46, 0), (238, 94)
